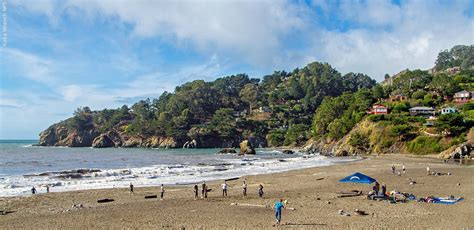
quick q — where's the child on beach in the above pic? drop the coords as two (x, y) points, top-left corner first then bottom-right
(31, 186), (36, 195)
(160, 184), (165, 200)
(391, 165), (396, 174)
(402, 165), (406, 174)
(273, 199), (285, 226)
(46, 185), (50, 193)
(258, 184), (264, 198)
(242, 180), (247, 198)
(129, 183), (134, 196)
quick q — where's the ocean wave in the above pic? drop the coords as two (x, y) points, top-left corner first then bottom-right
(0, 155), (360, 197)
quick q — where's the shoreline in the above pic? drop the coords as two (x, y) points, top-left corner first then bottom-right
(0, 153), (361, 198)
(1, 154), (473, 229)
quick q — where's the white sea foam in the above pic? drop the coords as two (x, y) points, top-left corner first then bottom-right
(0, 154), (359, 197)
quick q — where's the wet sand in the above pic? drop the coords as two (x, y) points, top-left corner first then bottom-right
(1, 154), (472, 229)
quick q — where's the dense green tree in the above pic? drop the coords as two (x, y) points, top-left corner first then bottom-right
(390, 124), (411, 141)
(372, 85), (385, 100)
(284, 124), (309, 146)
(348, 132), (369, 150)
(210, 108), (237, 137)
(435, 45), (474, 71)
(436, 113), (469, 137)
(266, 129), (286, 147)
(239, 83), (260, 112)
(342, 72), (376, 92)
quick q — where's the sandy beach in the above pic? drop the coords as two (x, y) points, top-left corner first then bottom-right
(1, 154), (472, 229)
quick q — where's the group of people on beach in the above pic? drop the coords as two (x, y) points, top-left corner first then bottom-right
(194, 180), (264, 199)
(129, 183), (165, 200)
(391, 164), (434, 176)
(127, 179), (264, 201)
(391, 164), (407, 176)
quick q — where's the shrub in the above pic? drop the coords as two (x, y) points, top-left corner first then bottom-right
(267, 129), (286, 147)
(390, 124), (411, 141)
(368, 114), (385, 122)
(407, 136), (443, 154)
(284, 124), (309, 146)
(392, 102), (409, 113)
(380, 139), (393, 148)
(348, 132), (369, 150)
(462, 102), (474, 112)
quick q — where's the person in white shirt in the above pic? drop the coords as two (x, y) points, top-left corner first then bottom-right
(222, 181), (228, 197)
(242, 180), (247, 197)
(160, 184), (165, 200)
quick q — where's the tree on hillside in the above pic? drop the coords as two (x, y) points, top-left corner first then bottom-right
(342, 72), (376, 92)
(372, 85), (385, 100)
(240, 83), (260, 112)
(435, 113), (468, 137)
(210, 108), (237, 137)
(390, 124), (411, 141)
(435, 45), (474, 71)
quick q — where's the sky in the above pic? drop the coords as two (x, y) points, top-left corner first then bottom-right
(0, 0), (473, 139)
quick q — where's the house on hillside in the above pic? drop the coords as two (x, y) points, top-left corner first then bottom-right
(368, 104), (388, 115)
(447, 66), (461, 74)
(440, 107), (457, 115)
(453, 90), (473, 104)
(409, 106), (435, 116)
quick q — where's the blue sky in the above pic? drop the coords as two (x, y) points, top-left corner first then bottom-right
(0, 0), (473, 139)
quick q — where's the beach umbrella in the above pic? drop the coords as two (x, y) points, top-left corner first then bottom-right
(339, 172), (376, 184)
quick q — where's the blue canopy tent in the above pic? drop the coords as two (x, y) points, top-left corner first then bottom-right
(339, 172), (376, 184)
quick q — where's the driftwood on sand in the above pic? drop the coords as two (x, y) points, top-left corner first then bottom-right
(230, 203), (296, 210)
(337, 190), (362, 198)
(97, 198), (114, 203)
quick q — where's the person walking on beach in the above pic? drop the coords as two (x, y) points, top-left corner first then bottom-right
(202, 182), (207, 199)
(402, 165), (406, 174)
(391, 165), (396, 174)
(242, 180), (247, 198)
(46, 185), (50, 193)
(160, 184), (165, 200)
(129, 183), (134, 196)
(258, 184), (264, 198)
(222, 181), (228, 197)
(273, 199), (285, 226)
(193, 184), (199, 200)
(427, 166), (431, 176)
(31, 186), (36, 195)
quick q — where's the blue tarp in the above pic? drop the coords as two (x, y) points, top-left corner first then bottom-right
(433, 197), (464, 205)
(339, 172), (376, 184)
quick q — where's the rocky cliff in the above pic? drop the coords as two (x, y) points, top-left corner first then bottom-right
(302, 119), (407, 156)
(38, 120), (267, 149)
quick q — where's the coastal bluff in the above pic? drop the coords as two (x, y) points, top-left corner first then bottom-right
(38, 120), (267, 149)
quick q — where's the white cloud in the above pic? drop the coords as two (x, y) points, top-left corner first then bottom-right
(57, 0), (307, 67)
(308, 0), (474, 80)
(340, 0), (402, 27)
(2, 48), (56, 85)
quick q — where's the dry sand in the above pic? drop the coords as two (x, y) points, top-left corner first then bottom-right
(1, 154), (473, 229)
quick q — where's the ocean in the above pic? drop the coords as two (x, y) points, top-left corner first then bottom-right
(0, 140), (357, 197)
